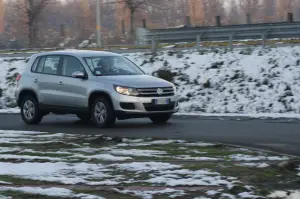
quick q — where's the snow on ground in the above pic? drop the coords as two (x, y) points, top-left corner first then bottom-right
(124, 46), (300, 115)
(229, 154), (289, 161)
(0, 130), (298, 198)
(114, 188), (185, 199)
(3, 46), (300, 117)
(268, 190), (300, 199)
(0, 186), (105, 199)
(239, 162), (269, 168)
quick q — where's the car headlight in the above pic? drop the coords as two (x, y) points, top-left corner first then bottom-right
(114, 85), (139, 96)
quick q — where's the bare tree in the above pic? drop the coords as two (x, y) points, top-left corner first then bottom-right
(113, 0), (169, 39)
(239, 0), (261, 23)
(227, 0), (241, 25)
(203, 0), (225, 25)
(277, 0), (294, 21)
(12, 0), (56, 47)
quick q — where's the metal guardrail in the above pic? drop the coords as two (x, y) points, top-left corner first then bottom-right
(136, 22), (300, 49)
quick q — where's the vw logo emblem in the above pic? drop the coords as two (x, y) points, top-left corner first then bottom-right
(157, 88), (163, 95)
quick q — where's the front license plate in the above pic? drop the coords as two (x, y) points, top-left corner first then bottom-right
(154, 98), (170, 105)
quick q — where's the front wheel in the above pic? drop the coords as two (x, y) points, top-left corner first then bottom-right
(91, 97), (116, 128)
(20, 95), (43, 125)
(149, 113), (172, 124)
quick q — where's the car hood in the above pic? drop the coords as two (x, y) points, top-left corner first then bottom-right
(94, 75), (173, 88)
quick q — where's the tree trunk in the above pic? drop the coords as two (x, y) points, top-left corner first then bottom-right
(130, 8), (135, 42)
(28, 22), (37, 48)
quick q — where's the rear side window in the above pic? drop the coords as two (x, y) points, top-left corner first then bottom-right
(33, 56), (61, 75)
(31, 57), (40, 72)
(36, 56), (46, 73)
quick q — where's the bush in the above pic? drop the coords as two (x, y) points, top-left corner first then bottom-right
(153, 69), (174, 82)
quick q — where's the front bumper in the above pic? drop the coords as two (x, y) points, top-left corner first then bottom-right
(111, 92), (179, 117)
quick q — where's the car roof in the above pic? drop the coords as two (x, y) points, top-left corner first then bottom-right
(31, 50), (121, 58)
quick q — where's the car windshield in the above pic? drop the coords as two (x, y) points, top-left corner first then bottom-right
(83, 56), (144, 76)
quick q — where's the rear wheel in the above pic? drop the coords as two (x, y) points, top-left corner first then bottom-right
(91, 97), (116, 128)
(76, 113), (90, 121)
(149, 113), (172, 124)
(20, 95), (43, 125)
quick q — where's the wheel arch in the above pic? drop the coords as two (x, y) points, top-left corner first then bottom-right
(88, 91), (114, 111)
(17, 89), (39, 107)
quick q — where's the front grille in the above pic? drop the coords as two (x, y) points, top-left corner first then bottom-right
(143, 102), (175, 112)
(137, 87), (174, 97)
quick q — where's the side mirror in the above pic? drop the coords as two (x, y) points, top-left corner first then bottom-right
(72, 71), (87, 79)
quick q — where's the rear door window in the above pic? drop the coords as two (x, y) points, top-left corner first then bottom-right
(31, 57), (40, 72)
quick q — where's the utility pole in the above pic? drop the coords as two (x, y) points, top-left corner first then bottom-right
(96, 0), (102, 47)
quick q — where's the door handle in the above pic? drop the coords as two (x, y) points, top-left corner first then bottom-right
(58, 81), (63, 85)
(33, 78), (38, 83)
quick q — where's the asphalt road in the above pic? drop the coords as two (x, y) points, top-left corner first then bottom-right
(0, 113), (299, 156)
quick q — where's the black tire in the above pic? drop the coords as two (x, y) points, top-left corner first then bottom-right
(20, 95), (43, 125)
(149, 113), (172, 124)
(76, 113), (91, 121)
(90, 97), (116, 128)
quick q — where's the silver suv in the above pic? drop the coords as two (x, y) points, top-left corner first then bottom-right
(16, 50), (179, 128)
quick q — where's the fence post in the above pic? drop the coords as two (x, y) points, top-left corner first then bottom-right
(288, 13), (293, 22)
(246, 14), (251, 24)
(229, 33), (235, 51)
(151, 36), (158, 54)
(196, 32), (204, 51)
(215, 16), (221, 26)
(196, 35), (200, 50)
(262, 29), (270, 48)
(122, 19), (125, 36)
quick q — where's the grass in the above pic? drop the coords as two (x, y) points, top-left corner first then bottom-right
(0, 133), (299, 198)
(0, 191), (69, 199)
(0, 175), (65, 186)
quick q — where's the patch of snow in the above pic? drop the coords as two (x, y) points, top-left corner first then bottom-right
(206, 190), (219, 196)
(184, 142), (215, 147)
(111, 162), (181, 172)
(73, 154), (132, 161)
(0, 162), (115, 185)
(70, 147), (100, 153)
(163, 45), (176, 49)
(229, 154), (289, 161)
(109, 149), (167, 157)
(239, 162), (269, 168)
(0, 154), (62, 161)
(114, 188), (185, 199)
(0, 187), (105, 199)
(175, 155), (221, 161)
(268, 190), (300, 199)
(0, 130), (47, 136)
(0, 181), (12, 185)
(220, 193), (236, 199)
(238, 192), (262, 198)
(117, 140), (185, 147)
(0, 147), (20, 153)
